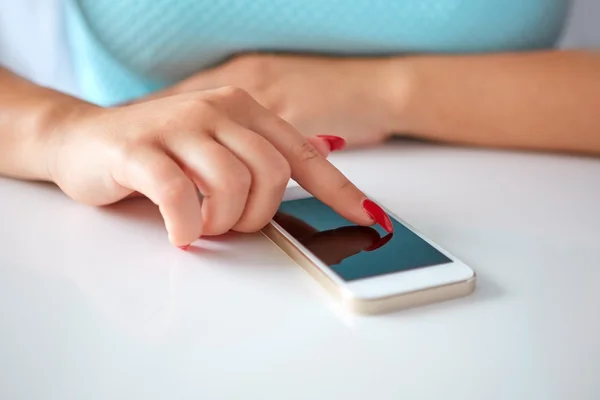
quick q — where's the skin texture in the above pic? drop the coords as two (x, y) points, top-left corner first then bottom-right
(139, 54), (400, 147)
(0, 68), (376, 247)
(395, 50), (600, 155)
(2, 50), (600, 245)
(145, 51), (600, 155)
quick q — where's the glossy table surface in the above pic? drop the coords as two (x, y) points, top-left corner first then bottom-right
(1, 141), (599, 400)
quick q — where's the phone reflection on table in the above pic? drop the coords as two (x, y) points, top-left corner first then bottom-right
(273, 212), (393, 266)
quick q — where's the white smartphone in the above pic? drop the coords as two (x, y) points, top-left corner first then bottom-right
(262, 186), (476, 315)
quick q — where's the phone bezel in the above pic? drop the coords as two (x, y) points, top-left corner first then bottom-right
(273, 186), (475, 300)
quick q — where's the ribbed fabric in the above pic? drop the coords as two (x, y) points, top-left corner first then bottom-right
(66, 0), (570, 105)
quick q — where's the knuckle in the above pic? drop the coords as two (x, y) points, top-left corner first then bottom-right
(269, 156), (292, 185)
(291, 140), (321, 163)
(213, 166), (251, 196)
(156, 176), (192, 205)
(177, 96), (215, 118)
(215, 86), (252, 103)
(167, 97), (221, 132)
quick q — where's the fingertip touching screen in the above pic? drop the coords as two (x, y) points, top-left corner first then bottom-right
(276, 197), (452, 281)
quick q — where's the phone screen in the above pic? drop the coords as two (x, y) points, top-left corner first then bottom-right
(275, 197), (452, 282)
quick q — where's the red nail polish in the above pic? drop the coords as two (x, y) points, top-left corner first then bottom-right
(362, 199), (394, 233)
(316, 135), (347, 152)
(178, 244), (191, 250)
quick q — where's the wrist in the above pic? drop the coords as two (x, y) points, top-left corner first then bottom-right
(27, 90), (100, 182)
(378, 57), (420, 135)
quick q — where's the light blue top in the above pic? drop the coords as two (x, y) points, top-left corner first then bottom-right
(67, 0), (571, 106)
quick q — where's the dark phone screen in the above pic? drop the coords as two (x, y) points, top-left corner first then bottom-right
(276, 197), (452, 282)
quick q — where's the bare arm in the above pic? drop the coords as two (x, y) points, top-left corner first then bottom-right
(388, 50), (600, 155)
(0, 66), (385, 244)
(0, 67), (91, 180)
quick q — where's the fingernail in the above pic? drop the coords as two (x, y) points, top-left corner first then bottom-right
(316, 135), (346, 152)
(365, 233), (393, 252)
(178, 244), (191, 250)
(362, 199), (394, 233)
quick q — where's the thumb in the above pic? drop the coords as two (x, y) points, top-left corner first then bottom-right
(307, 135), (347, 157)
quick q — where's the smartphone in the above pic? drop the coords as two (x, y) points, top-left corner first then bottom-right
(262, 186), (476, 315)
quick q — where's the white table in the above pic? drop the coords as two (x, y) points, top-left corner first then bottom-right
(1, 141), (599, 400)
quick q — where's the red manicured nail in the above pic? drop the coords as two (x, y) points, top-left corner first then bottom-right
(316, 135), (346, 152)
(178, 244), (191, 250)
(362, 199), (394, 233)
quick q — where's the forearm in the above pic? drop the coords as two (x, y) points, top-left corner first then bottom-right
(0, 67), (91, 180)
(390, 50), (600, 155)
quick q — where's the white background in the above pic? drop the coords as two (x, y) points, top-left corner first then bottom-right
(1, 2), (600, 399)
(1, 142), (599, 399)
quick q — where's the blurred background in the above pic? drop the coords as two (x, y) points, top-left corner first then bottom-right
(0, 0), (598, 98)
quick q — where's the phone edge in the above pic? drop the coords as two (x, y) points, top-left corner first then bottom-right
(261, 222), (476, 315)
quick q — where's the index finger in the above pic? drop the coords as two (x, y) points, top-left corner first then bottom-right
(240, 99), (390, 231)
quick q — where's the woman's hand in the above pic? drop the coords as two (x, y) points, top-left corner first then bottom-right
(156, 54), (403, 147)
(48, 87), (381, 247)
